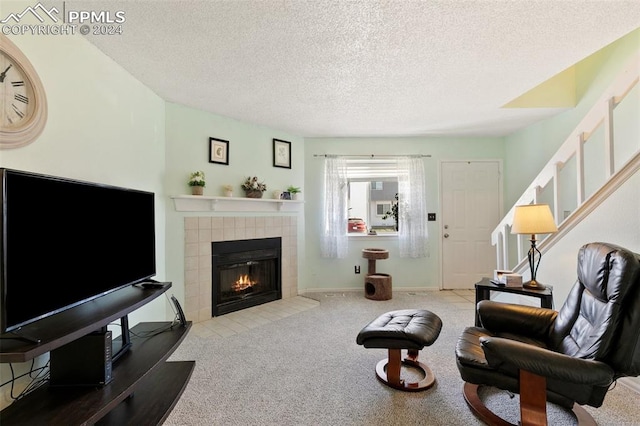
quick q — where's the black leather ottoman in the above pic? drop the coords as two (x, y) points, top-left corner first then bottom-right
(356, 309), (442, 391)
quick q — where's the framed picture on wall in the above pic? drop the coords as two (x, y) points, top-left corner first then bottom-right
(209, 137), (229, 165)
(273, 139), (291, 169)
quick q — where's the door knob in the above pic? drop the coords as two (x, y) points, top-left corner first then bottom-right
(444, 233), (449, 238)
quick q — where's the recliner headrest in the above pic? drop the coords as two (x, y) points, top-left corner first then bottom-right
(575, 242), (640, 376)
(577, 242), (638, 303)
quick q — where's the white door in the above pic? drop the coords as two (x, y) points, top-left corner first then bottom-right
(441, 161), (501, 289)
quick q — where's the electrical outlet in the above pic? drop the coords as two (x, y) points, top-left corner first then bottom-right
(355, 265), (360, 274)
(428, 213), (436, 221)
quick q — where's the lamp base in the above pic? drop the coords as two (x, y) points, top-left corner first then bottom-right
(523, 279), (546, 290)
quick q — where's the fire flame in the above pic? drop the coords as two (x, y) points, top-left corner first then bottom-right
(232, 274), (256, 292)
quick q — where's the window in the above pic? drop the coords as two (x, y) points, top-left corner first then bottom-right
(322, 156), (428, 258)
(346, 159), (399, 234)
(376, 203), (391, 216)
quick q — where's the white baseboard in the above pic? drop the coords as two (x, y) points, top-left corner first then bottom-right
(300, 287), (360, 294)
(300, 286), (439, 294)
(619, 377), (640, 394)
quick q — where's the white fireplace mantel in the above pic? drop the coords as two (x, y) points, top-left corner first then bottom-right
(171, 195), (304, 212)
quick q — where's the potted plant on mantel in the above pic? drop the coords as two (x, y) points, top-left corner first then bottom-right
(287, 186), (302, 200)
(242, 176), (267, 198)
(188, 171), (206, 195)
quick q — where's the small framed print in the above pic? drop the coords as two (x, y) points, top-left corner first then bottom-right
(273, 139), (291, 169)
(209, 137), (229, 165)
(280, 191), (291, 200)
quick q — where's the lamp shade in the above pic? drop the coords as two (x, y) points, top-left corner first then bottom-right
(511, 204), (558, 235)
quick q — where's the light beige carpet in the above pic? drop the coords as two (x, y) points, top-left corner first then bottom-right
(166, 291), (640, 425)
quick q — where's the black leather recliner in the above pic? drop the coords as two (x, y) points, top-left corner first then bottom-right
(455, 242), (640, 425)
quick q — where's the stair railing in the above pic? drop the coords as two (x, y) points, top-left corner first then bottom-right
(492, 52), (640, 272)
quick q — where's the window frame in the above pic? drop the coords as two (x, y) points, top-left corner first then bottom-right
(346, 159), (399, 237)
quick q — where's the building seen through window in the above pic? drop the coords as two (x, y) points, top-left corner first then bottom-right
(346, 159), (398, 235)
(322, 155), (427, 258)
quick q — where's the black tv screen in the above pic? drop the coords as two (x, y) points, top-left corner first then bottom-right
(0, 168), (156, 333)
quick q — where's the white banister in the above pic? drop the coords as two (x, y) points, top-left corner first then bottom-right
(577, 133), (585, 205)
(604, 98), (615, 177)
(495, 231), (505, 270)
(492, 52), (640, 271)
(500, 230), (508, 269)
(553, 163), (561, 222)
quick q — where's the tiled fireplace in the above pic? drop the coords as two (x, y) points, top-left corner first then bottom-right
(183, 216), (298, 323)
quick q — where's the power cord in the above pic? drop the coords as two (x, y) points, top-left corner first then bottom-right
(2, 294), (185, 401)
(3, 359), (50, 401)
(109, 293), (182, 339)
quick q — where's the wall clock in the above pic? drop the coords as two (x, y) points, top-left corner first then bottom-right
(0, 34), (47, 149)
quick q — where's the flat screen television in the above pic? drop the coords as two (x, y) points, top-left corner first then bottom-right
(0, 168), (156, 334)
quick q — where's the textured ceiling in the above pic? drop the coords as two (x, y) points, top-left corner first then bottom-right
(77, 1), (640, 137)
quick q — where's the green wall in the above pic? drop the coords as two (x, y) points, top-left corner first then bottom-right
(501, 29), (639, 269)
(163, 102), (306, 305)
(164, 102), (304, 197)
(504, 28), (640, 207)
(301, 136), (504, 291)
(0, 32), (166, 409)
(0, 34), (167, 318)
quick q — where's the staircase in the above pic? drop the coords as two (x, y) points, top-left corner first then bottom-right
(492, 52), (640, 274)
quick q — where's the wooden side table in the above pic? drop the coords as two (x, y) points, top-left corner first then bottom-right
(474, 277), (554, 326)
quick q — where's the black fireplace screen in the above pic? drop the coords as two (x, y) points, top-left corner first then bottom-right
(212, 238), (281, 316)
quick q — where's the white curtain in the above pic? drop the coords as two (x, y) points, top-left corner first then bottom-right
(397, 156), (428, 258)
(321, 157), (349, 258)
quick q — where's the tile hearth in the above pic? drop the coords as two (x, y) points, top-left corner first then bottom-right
(189, 290), (475, 339)
(189, 295), (319, 339)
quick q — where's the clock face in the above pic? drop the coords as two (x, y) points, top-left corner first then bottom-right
(0, 34), (47, 149)
(0, 52), (35, 129)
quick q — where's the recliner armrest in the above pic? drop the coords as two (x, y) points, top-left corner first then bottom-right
(480, 336), (614, 386)
(478, 300), (557, 339)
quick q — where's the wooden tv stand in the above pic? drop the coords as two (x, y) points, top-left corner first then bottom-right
(0, 285), (194, 425)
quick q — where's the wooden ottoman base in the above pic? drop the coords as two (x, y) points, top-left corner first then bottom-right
(357, 310), (442, 393)
(375, 348), (435, 392)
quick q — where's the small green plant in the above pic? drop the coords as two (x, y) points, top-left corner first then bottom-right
(188, 171), (206, 187)
(382, 193), (399, 230)
(287, 186), (301, 194)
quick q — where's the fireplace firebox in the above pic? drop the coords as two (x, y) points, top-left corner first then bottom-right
(212, 237), (282, 316)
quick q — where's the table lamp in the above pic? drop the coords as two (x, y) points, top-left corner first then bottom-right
(511, 204), (558, 289)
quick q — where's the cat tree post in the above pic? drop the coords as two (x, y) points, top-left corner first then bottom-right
(362, 248), (392, 301)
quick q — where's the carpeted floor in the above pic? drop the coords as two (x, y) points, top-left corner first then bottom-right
(166, 291), (640, 425)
